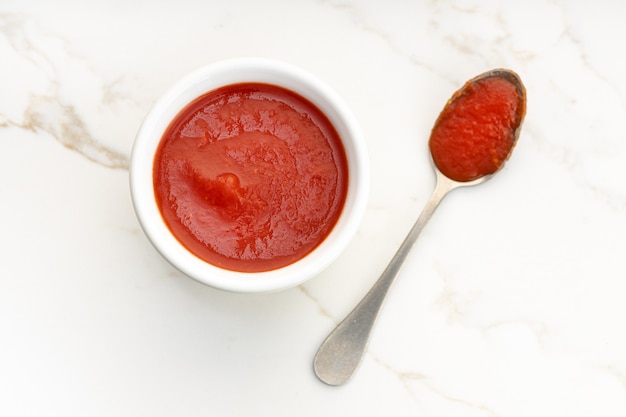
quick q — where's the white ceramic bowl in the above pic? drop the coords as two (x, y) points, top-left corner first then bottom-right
(130, 58), (369, 293)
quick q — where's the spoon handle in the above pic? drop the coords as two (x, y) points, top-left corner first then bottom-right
(313, 173), (456, 386)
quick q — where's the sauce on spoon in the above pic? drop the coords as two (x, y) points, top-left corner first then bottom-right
(429, 74), (526, 182)
(313, 69), (526, 386)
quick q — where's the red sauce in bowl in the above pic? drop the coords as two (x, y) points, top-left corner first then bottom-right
(429, 75), (525, 182)
(153, 83), (349, 272)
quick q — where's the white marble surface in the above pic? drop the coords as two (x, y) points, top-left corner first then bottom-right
(2, 0), (626, 415)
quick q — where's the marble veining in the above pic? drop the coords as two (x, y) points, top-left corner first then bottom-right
(0, 13), (132, 169)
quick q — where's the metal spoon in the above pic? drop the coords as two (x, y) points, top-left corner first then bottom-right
(313, 69), (526, 386)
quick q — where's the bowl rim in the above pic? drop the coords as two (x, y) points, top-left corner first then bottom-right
(129, 57), (369, 293)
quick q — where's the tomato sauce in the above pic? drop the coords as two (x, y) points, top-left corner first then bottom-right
(153, 83), (348, 272)
(429, 75), (525, 182)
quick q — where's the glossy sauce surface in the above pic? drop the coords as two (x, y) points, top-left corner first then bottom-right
(429, 75), (525, 182)
(154, 83), (348, 272)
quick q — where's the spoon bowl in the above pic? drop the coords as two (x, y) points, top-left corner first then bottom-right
(313, 69), (526, 386)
